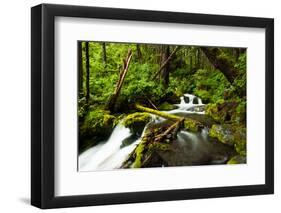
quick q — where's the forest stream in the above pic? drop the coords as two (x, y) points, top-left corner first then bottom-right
(79, 94), (236, 171)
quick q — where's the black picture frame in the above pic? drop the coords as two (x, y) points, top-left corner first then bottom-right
(31, 3), (274, 209)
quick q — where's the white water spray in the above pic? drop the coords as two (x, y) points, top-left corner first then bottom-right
(79, 124), (139, 171)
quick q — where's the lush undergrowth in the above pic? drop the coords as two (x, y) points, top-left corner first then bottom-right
(78, 42), (247, 164)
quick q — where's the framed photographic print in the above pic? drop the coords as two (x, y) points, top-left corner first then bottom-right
(31, 3), (274, 209)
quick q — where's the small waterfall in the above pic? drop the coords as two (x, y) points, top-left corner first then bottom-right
(170, 93), (204, 114)
(177, 130), (199, 151)
(79, 124), (140, 171)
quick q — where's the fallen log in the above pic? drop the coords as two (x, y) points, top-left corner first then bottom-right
(135, 103), (204, 132)
(135, 103), (181, 121)
(154, 118), (184, 142)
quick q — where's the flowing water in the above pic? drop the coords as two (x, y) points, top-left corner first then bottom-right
(79, 94), (233, 171)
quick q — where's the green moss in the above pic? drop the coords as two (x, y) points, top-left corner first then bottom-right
(233, 127), (246, 156)
(148, 143), (170, 151)
(135, 104), (181, 121)
(209, 124), (246, 156)
(205, 103), (221, 122)
(123, 112), (152, 135)
(184, 119), (202, 132)
(158, 102), (177, 111)
(232, 101), (246, 124)
(227, 155), (246, 164)
(132, 142), (146, 168)
(79, 109), (116, 152)
(206, 99), (246, 125)
(209, 124), (235, 146)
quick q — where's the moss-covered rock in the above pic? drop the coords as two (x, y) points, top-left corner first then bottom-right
(227, 155), (246, 164)
(79, 109), (116, 152)
(132, 142), (146, 168)
(158, 102), (177, 111)
(122, 112), (152, 136)
(209, 124), (246, 156)
(184, 119), (203, 132)
(209, 124), (235, 146)
(206, 101), (238, 123)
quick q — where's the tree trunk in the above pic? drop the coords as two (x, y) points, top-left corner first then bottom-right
(101, 42), (107, 67)
(136, 44), (142, 63)
(105, 49), (133, 112)
(78, 41), (83, 95)
(197, 48), (201, 69)
(85, 42), (90, 104)
(190, 54), (193, 72)
(200, 47), (239, 84)
(161, 45), (170, 87)
(152, 46), (180, 80)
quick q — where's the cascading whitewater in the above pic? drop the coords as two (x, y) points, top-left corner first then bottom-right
(79, 93), (206, 171)
(79, 124), (134, 171)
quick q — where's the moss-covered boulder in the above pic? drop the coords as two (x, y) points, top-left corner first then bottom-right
(122, 112), (152, 136)
(184, 119), (203, 132)
(206, 101), (238, 123)
(209, 124), (235, 146)
(158, 102), (177, 111)
(79, 109), (116, 152)
(209, 124), (246, 156)
(227, 155), (246, 164)
(205, 100), (246, 125)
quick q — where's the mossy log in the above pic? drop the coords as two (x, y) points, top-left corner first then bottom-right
(135, 103), (203, 132)
(135, 104), (181, 121)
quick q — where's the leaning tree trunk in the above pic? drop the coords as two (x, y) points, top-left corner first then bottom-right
(85, 41), (90, 104)
(200, 47), (239, 84)
(105, 49), (133, 112)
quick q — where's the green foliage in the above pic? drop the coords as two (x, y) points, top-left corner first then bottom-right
(79, 42), (247, 160)
(158, 102), (177, 111)
(233, 53), (247, 94)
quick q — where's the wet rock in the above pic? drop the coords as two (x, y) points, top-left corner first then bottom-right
(209, 124), (235, 146)
(120, 134), (139, 148)
(209, 124), (246, 156)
